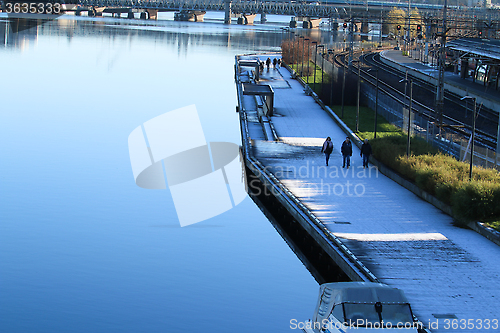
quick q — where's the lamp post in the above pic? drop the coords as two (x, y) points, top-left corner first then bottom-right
(353, 59), (361, 133)
(312, 41), (318, 93)
(300, 36), (305, 76)
(328, 49), (334, 105)
(319, 45), (325, 97)
(368, 68), (379, 138)
(407, 0), (411, 56)
(290, 31), (296, 69)
(399, 77), (413, 157)
(305, 38), (310, 86)
(341, 57), (346, 118)
(379, 3), (383, 48)
(461, 96), (476, 180)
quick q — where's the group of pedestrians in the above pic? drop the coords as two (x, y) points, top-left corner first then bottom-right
(262, 57), (281, 71)
(321, 136), (372, 168)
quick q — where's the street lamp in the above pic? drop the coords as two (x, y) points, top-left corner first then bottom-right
(300, 36), (305, 76)
(328, 49), (334, 105)
(341, 56), (346, 118)
(353, 58), (361, 133)
(319, 45), (325, 96)
(399, 77), (413, 157)
(378, 7), (382, 48)
(305, 38), (310, 85)
(290, 31), (296, 69)
(312, 41), (318, 93)
(368, 68), (379, 138)
(407, 0), (411, 56)
(461, 96), (476, 180)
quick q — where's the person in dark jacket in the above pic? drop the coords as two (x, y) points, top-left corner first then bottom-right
(341, 137), (352, 168)
(360, 139), (372, 168)
(321, 137), (334, 166)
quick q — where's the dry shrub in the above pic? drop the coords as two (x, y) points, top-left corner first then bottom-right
(371, 134), (500, 223)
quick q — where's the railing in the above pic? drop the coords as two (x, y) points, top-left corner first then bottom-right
(73, 0), (471, 19)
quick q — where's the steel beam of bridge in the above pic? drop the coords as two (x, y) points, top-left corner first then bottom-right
(75, 0), (451, 19)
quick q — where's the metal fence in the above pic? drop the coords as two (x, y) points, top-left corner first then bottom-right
(311, 50), (500, 171)
(363, 73), (500, 171)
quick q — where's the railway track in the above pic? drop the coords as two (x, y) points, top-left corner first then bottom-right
(334, 51), (498, 150)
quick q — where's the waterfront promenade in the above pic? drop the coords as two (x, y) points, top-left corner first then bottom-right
(239, 55), (500, 332)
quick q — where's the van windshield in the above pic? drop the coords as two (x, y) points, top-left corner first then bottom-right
(343, 303), (413, 327)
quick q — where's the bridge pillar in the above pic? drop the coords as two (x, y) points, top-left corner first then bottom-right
(290, 19), (297, 28)
(224, 0), (231, 24)
(193, 12), (205, 22)
(260, 13), (267, 24)
(147, 9), (157, 20)
(140, 12), (147, 20)
(237, 14), (256, 25)
(175, 11), (206, 22)
(128, 11), (134, 19)
(304, 18), (321, 29)
(361, 21), (369, 33)
(294, 17), (321, 29)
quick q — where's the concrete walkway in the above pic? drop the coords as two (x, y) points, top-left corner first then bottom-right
(243, 58), (500, 332)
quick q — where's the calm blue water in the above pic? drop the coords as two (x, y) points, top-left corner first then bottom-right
(0, 16), (317, 332)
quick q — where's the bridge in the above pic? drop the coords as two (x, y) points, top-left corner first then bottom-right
(70, 0), (500, 30)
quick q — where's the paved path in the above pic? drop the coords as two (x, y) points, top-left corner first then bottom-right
(242, 59), (500, 333)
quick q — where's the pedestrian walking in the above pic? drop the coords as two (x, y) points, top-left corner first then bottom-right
(321, 137), (334, 166)
(360, 139), (372, 168)
(273, 57), (277, 69)
(341, 137), (352, 168)
(266, 57), (271, 70)
(277, 58), (282, 68)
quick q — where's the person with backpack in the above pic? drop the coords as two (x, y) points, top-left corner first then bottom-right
(341, 137), (352, 168)
(321, 137), (334, 166)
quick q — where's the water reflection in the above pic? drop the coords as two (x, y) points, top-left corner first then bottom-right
(0, 15), (319, 333)
(0, 18), (40, 48)
(0, 17), (289, 54)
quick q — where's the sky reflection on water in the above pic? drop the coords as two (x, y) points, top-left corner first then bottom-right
(0, 16), (318, 333)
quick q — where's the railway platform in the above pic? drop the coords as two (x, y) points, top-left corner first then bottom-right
(237, 54), (500, 333)
(380, 50), (500, 112)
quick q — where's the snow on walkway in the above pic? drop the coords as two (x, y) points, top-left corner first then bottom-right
(251, 65), (500, 332)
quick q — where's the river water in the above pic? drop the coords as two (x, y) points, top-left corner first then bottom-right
(0, 14), (319, 333)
